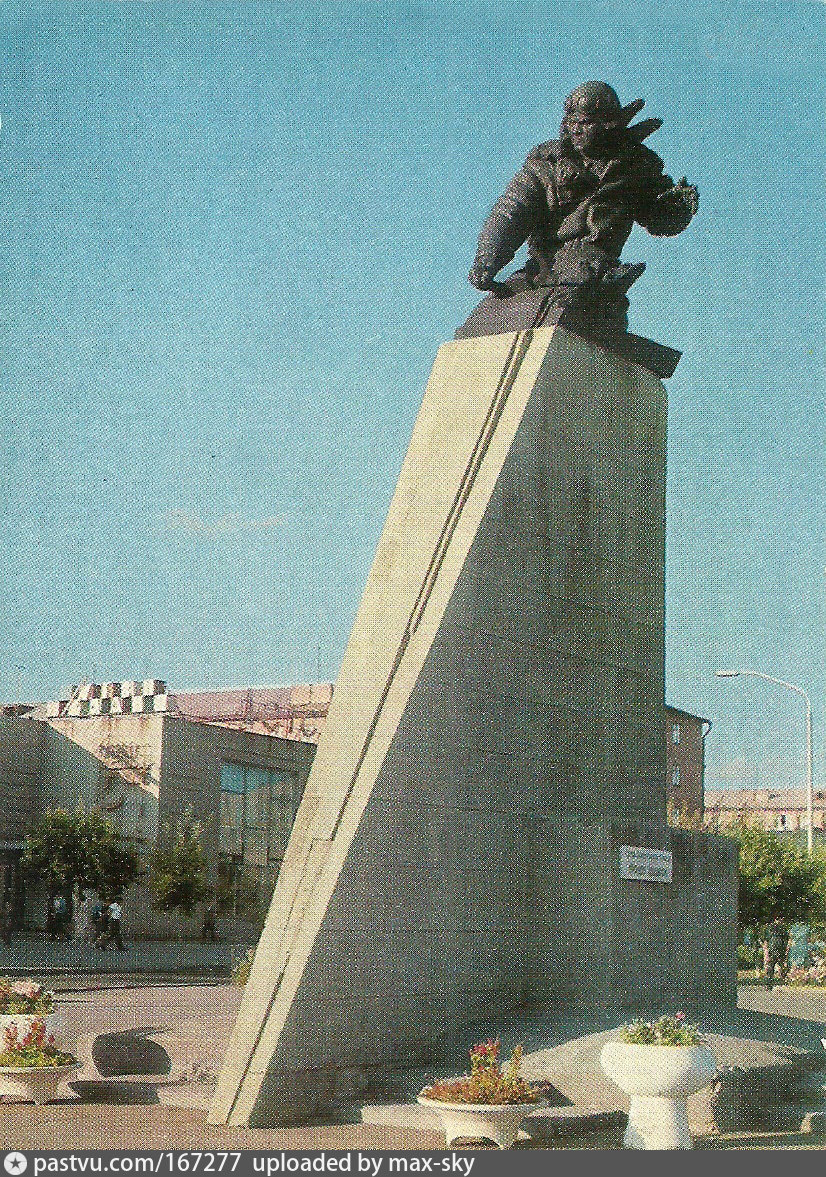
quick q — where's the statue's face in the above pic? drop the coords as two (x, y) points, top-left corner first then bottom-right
(565, 105), (611, 157)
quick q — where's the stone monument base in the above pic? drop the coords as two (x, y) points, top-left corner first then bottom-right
(210, 325), (737, 1128)
(456, 287), (682, 377)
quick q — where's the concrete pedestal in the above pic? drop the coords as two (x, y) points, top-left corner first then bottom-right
(210, 326), (737, 1127)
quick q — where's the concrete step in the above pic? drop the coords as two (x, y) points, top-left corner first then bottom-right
(801, 1070), (826, 1095)
(745, 1061), (826, 1134)
(359, 1025), (825, 1140)
(360, 1102), (437, 1130)
(521, 1107), (627, 1143)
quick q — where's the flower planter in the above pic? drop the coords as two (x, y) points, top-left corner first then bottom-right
(0, 1063), (79, 1105)
(600, 1042), (717, 1149)
(417, 1092), (542, 1149)
(0, 1013), (57, 1042)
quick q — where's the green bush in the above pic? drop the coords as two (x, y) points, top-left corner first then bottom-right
(738, 943), (759, 969)
(22, 808), (140, 900)
(148, 816), (210, 918)
(723, 820), (826, 927)
(231, 947), (255, 987)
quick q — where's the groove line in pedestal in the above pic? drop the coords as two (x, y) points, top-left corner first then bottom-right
(220, 330), (535, 1125)
(325, 329), (533, 843)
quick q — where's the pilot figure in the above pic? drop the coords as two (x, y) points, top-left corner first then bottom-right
(468, 81), (699, 330)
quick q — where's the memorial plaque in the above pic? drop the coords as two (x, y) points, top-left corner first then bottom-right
(620, 844), (673, 883)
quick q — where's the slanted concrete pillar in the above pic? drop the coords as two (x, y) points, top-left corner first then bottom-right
(210, 326), (736, 1127)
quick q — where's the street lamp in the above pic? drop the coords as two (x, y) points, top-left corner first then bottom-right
(715, 669), (814, 855)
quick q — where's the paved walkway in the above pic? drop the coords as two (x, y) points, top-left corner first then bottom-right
(0, 984), (823, 1150)
(0, 1104), (448, 1152)
(739, 980), (826, 1028)
(1, 1103), (824, 1151)
(0, 936), (250, 975)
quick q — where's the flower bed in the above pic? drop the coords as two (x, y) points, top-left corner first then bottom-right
(420, 1039), (542, 1105)
(785, 959), (826, 987)
(619, 1012), (702, 1047)
(418, 1040), (547, 1149)
(0, 979), (54, 1017)
(0, 1020), (76, 1070)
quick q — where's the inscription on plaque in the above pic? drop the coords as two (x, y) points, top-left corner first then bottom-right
(620, 844), (673, 884)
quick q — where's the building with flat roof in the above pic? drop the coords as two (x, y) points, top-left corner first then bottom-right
(1, 681), (326, 934)
(705, 787), (826, 840)
(665, 705), (710, 821)
(1, 680), (712, 932)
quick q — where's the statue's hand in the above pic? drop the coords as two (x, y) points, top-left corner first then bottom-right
(468, 262), (498, 292)
(468, 265), (511, 298)
(656, 177), (699, 218)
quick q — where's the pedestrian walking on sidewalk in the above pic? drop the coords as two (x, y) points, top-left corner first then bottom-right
(50, 894), (68, 941)
(1, 897), (13, 946)
(200, 898), (219, 943)
(91, 900), (107, 946)
(74, 891), (92, 942)
(105, 899), (125, 951)
(765, 915), (789, 990)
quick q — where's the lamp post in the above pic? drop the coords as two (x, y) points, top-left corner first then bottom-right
(715, 669), (814, 855)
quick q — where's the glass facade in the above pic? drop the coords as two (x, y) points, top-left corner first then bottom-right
(218, 763), (304, 917)
(218, 763), (302, 869)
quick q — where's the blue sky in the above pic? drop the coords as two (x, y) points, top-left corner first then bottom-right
(0, 1), (822, 795)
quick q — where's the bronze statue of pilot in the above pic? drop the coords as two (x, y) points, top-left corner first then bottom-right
(465, 81), (698, 335)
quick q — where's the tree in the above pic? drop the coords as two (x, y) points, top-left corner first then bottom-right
(21, 810), (88, 898)
(148, 816), (210, 920)
(87, 816), (141, 900)
(22, 808), (141, 903)
(722, 819), (826, 929)
(667, 799), (711, 831)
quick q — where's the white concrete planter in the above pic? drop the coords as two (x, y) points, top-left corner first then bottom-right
(0, 1063), (79, 1105)
(0, 1013), (58, 1043)
(600, 1042), (717, 1149)
(417, 1092), (541, 1149)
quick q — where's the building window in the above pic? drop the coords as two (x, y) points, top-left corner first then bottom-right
(776, 814), (786, 830)
(672, 722), (681, 745)
(671, 766), (680, 788)
(219, 764), (303, 869)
